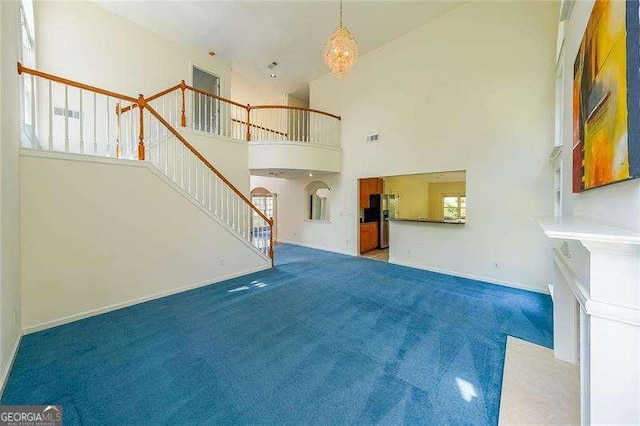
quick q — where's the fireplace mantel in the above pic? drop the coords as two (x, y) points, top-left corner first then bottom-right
(537, 216), (640, 425)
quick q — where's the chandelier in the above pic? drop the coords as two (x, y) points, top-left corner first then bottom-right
(323, 0), (358, 78)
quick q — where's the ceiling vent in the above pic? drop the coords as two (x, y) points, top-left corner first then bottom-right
(366, 133), (380, 143)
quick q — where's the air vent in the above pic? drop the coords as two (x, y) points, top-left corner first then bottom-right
(53, 107), (80, 119)
(366, 133), (380, 143)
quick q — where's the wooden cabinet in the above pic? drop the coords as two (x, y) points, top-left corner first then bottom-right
(359, 178), (384, 208)
(359, 222), (379, 254)
(374, 178), (383, 194)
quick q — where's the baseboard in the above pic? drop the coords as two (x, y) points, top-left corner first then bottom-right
(277, 240), (356, 257)
(0, 332), (22, 398)
(23, 265), (270, 335)
(390, 259), (549, 295)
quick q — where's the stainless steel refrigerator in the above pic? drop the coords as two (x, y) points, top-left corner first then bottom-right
(379, 194), (399, 249)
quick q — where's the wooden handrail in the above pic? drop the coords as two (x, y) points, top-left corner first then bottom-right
(231, 118), (288, 137)
(147, 83), (182, 103)
(145, 103), (273, 225)
(251, 104), (341, 121)
(17, 62), (138, 103)
(186, 85), (248, 109)
(119, 103), (139, 114)
(120, 84), (181, 114)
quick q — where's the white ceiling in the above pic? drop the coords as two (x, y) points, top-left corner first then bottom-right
(95, 1), (463, 101)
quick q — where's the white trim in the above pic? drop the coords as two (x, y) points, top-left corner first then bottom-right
(23, 265), (270, 335)
(390, 259), (550, 294)
(20, 149), (271, 262)
(536, 216), (640, 245)
(248, 141), (342, 152)
(277, 240), (355, 257)
(0, 332), (22, 398)
(552, 248), (589, 307)
(20, 147), (144, 168)
(553, 248), (640, 327)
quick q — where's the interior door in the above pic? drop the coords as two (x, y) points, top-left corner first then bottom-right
(192, 66), (220, 133)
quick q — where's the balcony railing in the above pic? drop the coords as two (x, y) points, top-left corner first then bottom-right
(118, 83), (342, 149)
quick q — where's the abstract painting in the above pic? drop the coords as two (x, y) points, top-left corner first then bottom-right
(573, 0), (640, 192)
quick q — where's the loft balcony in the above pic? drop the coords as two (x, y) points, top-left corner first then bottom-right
(176, 89), (342, 177)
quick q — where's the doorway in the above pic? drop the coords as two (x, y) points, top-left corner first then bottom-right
(192, 65), (220, 133)
(251, 187), (277, 242)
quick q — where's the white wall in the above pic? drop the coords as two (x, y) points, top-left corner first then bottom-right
(35, 1), (231, 99)
(180, 128), (250, 195)
(256, 1), (558, 291)
(230, 71), (283, 106)
(0, 0), (23, 391)
(249, 143), (341, 175)
(21, 151), (269, 332)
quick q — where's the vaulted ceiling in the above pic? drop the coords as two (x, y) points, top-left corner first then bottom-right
(96, 1), (463, 100)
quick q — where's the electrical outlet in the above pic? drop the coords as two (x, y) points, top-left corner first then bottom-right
(13, 309), (18, 324)
(219, 257), (225, 266)
(346, 240), (350, 246)
(407, 248), (412, 256)
(493, 261), (499, 269)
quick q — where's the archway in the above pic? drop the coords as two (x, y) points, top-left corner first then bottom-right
(251, 187), (277, 241)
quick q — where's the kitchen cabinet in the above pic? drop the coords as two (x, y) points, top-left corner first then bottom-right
(359, 178), (384, 208)
(359, 222), (379, 254)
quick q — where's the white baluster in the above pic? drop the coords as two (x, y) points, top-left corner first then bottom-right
(48, 80), (53, 150)
(29, 74), (36, 148)
(79, 89), (84, 153)
(64, 85), (69, 152)
(93, 93), (97, 154)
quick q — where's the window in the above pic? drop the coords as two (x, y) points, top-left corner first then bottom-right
(304, 181), (331, 221)
(251, 187), (277, 241)
(19, 0), (37, 148)
(443, 194), (466, 223)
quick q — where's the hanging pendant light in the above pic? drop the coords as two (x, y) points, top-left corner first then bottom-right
(323, 0), (358, 78)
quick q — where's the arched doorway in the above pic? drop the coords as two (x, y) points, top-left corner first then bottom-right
(251, 187), (277, 241)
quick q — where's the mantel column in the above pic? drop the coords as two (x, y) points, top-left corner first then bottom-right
(580, 241), (640, 425)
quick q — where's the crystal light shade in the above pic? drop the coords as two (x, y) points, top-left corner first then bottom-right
(323, 26), (358, 78)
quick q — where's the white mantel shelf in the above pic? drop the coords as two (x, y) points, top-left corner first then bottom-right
(537, 215), (640, 425)
(536, 216), (640, 245)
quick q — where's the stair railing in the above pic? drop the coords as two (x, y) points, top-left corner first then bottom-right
(17, 63), (145, 160)
(17, 63), (274, 263)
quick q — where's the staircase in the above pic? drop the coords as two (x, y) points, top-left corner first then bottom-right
(17, 63), (274, 263)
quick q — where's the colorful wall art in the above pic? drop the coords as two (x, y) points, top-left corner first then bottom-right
(573, 0), (640, 192)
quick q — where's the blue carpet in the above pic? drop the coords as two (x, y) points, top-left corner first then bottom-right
(1, 244), (552, 425)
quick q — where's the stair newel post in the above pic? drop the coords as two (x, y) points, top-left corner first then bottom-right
(115, 102), (122, 158)
(137, 94), (146, 161)
(246, 105), (251, 141)
(180, 80), (187, 127)
(269, 216), (274, 266)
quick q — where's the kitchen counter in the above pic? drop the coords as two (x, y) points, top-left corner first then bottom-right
(389, 218), (466, 225)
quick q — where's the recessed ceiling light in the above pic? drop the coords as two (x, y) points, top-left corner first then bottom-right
(208, 51), (216, 57)
(308, 173), (314, 177)
(270, 73), (277, 78)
